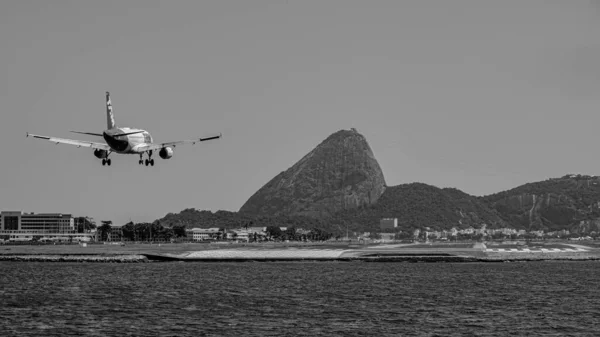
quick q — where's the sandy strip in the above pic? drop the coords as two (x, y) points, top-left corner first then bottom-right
(182, 249), (348, 259)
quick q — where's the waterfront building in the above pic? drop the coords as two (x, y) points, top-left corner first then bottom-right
(0, 211), (94, 242)
(1, 211), (74, 232)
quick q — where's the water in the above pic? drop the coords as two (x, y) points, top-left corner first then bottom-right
(0, 261), (598, 336)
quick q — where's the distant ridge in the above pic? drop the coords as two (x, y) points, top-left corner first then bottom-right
(331, 183), (508, 233)
(481, 174), (600, 233)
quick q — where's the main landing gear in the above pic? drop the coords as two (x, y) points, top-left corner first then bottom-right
(139, 150), (154, 166)
(101, 151), (113, 166)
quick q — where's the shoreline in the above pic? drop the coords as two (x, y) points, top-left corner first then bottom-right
(0, 254), (149, 262)
(1, 241), (598, 263)
(1, 252), (599, 263)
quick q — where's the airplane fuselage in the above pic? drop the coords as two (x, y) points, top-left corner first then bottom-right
(103, 127), (153, 154)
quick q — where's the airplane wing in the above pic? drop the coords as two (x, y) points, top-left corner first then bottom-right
(134, 133), (222, 152)
(26, 132), (111, 151)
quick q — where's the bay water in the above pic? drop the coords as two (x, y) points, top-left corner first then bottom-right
(1, 261), (598, 336)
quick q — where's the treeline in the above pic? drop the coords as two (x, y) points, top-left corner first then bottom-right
(97, 221), (187, 241)
(159, 208), (340, 233)
(263, 226), (334, 242)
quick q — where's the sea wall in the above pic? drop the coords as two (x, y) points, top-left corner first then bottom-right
(0, 254), (149, 263)
(481, 252), (600, 262)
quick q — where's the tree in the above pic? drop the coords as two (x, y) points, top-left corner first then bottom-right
(491, 232), (504, 241)
(284, 227), (297, 241)
(266, 226), (283, 241)
(98, 222), (112, 241)
(74, 217), (96, 233)
(172, 225), (187, 238)
(122, 222), (135, 241)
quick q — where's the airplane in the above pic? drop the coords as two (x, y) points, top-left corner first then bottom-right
(26, 91), (222, 167)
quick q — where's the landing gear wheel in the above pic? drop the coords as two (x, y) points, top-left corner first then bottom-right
(145, 159), (149, 166)
(107, 159), (111, 166)
(102, 159), (106, 166)
(139, 160), (143, 165)
(150, 159), (154, 166)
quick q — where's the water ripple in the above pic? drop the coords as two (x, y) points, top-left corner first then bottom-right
(0, 261), (598, 336)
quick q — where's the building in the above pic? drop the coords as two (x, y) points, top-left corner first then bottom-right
(108, 225), (123, 241)
(380, 218), (398, 231)
(191, 228), (222, 241)
(1, 211), (74, 232)
(0, 211), (94, 242)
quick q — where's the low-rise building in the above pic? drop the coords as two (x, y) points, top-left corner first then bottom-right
(380, 218), (398, 231)
(0, 211), (93, 242)
(1, 211), (74, 233)
(191, 228), (222, 241)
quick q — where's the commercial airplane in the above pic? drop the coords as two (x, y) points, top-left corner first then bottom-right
(26, 91), (222, 166)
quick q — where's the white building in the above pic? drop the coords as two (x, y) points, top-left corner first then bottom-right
(0, 211), (90, 242)
(191, 228), (222, 241)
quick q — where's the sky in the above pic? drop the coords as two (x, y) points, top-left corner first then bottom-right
(1, 0), (600, 225)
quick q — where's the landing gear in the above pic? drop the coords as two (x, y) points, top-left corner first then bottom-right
(141, 150), (154, 167)
(100, 150), (113, 166)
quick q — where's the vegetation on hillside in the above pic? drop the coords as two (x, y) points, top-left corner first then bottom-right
(331, 183), (508, 233)
(480, 174), (600, 231)
(158, 208), (339, 233)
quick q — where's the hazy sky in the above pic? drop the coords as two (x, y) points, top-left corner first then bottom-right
(2, 0), (600, 225)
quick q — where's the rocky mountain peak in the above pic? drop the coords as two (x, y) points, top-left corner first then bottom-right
(239, 128), (386, 217)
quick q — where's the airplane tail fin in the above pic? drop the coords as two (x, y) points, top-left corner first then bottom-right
(106, 91), (116, 129)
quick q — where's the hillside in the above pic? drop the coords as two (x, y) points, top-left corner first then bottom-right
(239, 128), (387, 217)
(481, 174), (600, 233)
(158, 208), (332, 231)
(158, 183), (509, 235)
(331, 183), (508, 234)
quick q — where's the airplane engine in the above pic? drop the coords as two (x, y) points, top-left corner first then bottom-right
(94, 149), (108, 159)
(159, 146), (174, 159)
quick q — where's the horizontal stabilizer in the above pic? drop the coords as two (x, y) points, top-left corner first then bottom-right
(70, 131), (103, 137)
(112, 130), (145, 137)
(199, 133), (222, 142)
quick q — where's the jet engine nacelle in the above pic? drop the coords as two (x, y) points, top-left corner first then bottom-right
(159, 146), (174, 159)
(94, 149), (108, 159)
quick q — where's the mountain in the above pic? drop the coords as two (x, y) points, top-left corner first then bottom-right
(239, 128), (387, 217)
(156, 127), (600, 235)
(331, 183), (509, 233)
(481, 174), (600, 233)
